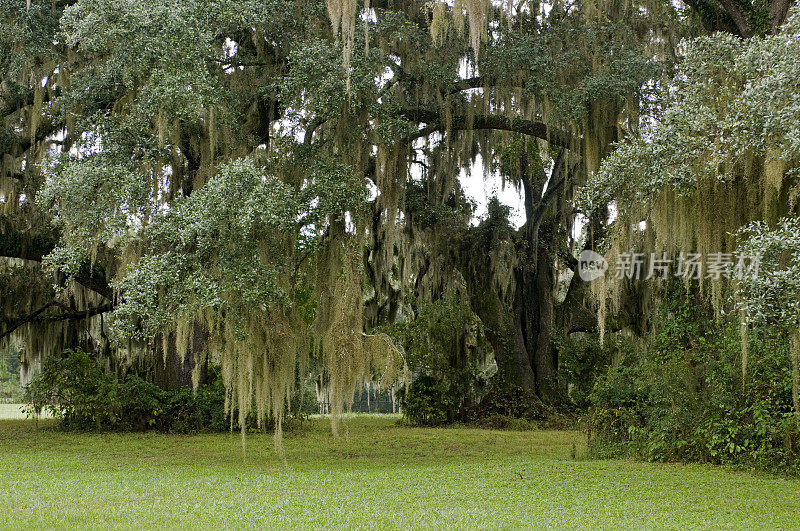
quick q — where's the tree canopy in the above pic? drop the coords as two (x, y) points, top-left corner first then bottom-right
(3, 0), (800, 446)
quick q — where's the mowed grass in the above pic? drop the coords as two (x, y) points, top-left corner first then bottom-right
(1, 416), (799, 529)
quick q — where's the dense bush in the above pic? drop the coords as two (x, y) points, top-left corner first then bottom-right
(24, 349), (312, 433)
(555, 332), (616, 408)
(25, 349), (120, 429)
(397, 374), (464, 425)
(470, 380), (545, 421)
(588, 296), (800, 473)
(389, 295), (492, 425)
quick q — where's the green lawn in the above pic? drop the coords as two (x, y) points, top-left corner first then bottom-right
(1, 415), (799, 529)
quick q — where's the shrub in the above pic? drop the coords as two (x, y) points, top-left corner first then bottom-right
(470, 380), (544, 421)
(24, 349), (303, 433)
(587, 295), (800, 474)
(398, 374), (459, 425)
(0, 348), (23, 402)
(474, 414), (538, 431)
(555, 332), (615, 408)
(388, 294), (491, 425)
(116, 375), (164, 431)
(25, 348), (120, 429)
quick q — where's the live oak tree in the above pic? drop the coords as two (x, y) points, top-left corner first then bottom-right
(586, 5), (800, 422)
(0, 0), (714, 436)
(0, 0), (117, 383)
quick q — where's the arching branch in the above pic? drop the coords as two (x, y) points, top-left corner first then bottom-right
(402, 108), (573, 149)
(304, 117), (327, 145)
(0, 301), (114, 341)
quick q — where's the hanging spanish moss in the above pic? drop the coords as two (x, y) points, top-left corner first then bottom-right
(211, 308), (306, 450)
(430, 0), (489, 55)
(587, 17), (800, 396)
(593, 146), (797, 348)
(316, 221), (407, 436)
(326, 0), (368, 89)
(0, 259), (122, 384)
(791, 328), (800, 429)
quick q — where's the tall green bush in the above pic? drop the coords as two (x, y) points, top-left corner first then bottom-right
(588, 295), (800, 473)
(24, 349), (313, 433)
(389, 295), (491, 424)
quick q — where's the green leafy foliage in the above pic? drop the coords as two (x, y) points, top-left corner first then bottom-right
(397, 375), (460, 425)
(23, 348), (318, 433)
(24, 348), (117, 429)
(390, 295), (490, 424)
(555, 332), (615, 408)
(0, 346), (22, 402)
(737, 217), (800, 328)
(470, 380), (545, 423)
(588, 295), (800, 473)
(587, 9), (800, 212)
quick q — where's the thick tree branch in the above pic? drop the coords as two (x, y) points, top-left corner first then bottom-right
(558, 246), (579, 271)
(74, 267), (114, 301)
(0, 86), (61, 122)
(402, 108), (573, 149)
(4, 119), (62, 157)
(0, 302), (58, 341)
(716, 0), (754, 37)
(304, 117), (327, 145)
(0, 228), (56, 263)
(0, 301), (114, 341)
(447, 76), (489, 95)
(0, 228), (114, 300)
(395, 70), (504, 97)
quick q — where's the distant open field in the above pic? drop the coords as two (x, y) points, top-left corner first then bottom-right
(1, 415), (798, 529)
(0, 403), (51, 420)
(0, 403), (28, 420)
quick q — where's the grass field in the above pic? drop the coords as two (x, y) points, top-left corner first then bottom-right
(1, 415), (799, 529)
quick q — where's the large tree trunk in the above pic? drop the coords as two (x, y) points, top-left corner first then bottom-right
(153, 323), (208, 390)
(460, 231), (565, 402)
(520, 237), (558, 399)
(514, 144), (562, 402)
(464, 264), (537, 395)
(460, 146), (596, 404)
